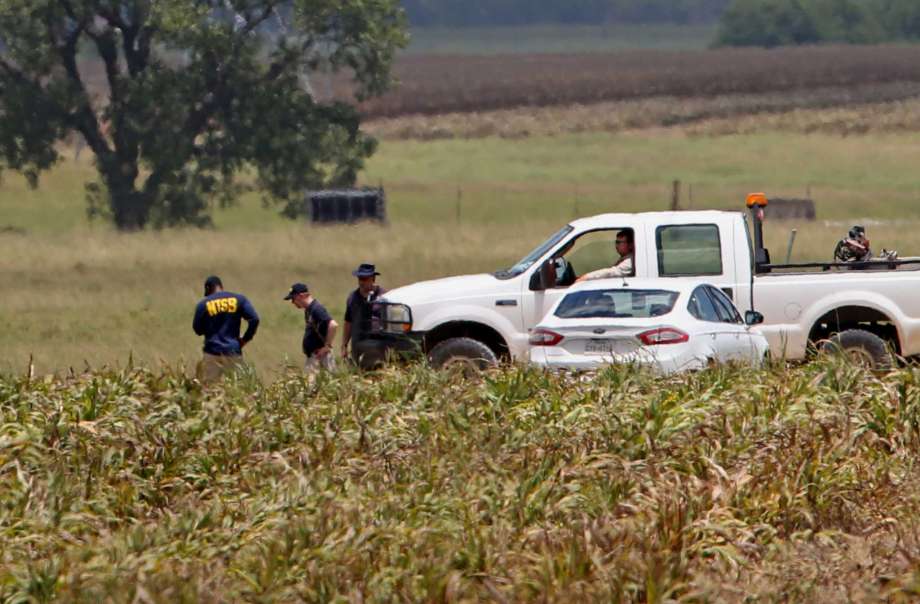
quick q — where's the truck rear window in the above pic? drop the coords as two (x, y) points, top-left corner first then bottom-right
(555, 289), (679, 319)
(656, 224), (723, 276)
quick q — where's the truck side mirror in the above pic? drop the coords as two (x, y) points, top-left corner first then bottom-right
(529, 260), (554, 291)
(745, 310), (764, 326)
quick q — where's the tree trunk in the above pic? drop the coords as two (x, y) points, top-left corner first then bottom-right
(103, 160), (150, 231)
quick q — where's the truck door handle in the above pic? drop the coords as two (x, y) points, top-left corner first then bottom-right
(496, 299), (518, 307)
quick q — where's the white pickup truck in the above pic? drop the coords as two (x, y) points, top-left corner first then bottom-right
(369, 197), (920, 369)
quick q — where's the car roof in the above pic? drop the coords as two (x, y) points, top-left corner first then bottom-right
(568, 210), (741, 232)
(562, 277), (714, 295)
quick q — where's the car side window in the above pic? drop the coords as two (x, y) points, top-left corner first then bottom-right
(656, 224), (723, 276)
(706, 286), (742, 324)
(555, 228), (635, 285)
(687, 286), (720, 322)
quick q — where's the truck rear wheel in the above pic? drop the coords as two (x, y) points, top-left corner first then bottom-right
(825, 329), (894, 371)
(428, 337), (498, 371)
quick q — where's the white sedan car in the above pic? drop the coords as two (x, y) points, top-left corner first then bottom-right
(529, 279), (769, 373)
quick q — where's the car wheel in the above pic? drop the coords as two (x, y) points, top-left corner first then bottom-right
(428, 337), (498, 371)
(824, 329), (894, 371)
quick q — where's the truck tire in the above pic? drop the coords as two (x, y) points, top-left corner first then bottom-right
(825, 329), (894, 370)
(428, 337), (498, 370)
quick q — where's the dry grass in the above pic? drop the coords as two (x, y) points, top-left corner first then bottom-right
(4, 359), (920, 601)
(0, 221), (559, 375)
(2, 218), (918, 377)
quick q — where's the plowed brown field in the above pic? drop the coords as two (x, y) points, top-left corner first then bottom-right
(349, 45), (920, 118)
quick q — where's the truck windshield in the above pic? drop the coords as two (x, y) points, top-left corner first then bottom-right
(555, 289), (679, 319)
(494, 225), (574, 279)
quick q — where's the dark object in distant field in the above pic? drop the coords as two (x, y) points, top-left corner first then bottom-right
(766, 198), (815, 220)
(305, 189), (387, 225)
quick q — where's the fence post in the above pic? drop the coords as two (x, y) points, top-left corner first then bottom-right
(456, 187), (462, 225)
(671, 180), (681, 211)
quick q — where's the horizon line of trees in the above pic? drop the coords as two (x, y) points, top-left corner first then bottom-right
(402, 0), (920, 48)
(401, 0), (732, 27)
(717, 0), (920, 47)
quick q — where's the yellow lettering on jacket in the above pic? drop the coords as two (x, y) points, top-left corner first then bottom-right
(206, 297), (239, 317)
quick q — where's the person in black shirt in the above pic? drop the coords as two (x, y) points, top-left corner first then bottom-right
(285, 282), (338, 373)
(193, 275), (260, 382)
(341, 263), (386, 365)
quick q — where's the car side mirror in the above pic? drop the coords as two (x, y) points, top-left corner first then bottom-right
(745, 310), (764, 326)
(529, 260), (554, 291)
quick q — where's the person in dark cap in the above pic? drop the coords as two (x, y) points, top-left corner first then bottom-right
(341, 263), (386, 364)
(285, 282), (338, 374)
(193, 275), (260, 382)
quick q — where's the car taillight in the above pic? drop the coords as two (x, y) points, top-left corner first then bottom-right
(529, 329), (564, 346)
(637, 327), (689, 345)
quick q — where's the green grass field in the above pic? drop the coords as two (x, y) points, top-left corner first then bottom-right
(2, 127), (920, 375)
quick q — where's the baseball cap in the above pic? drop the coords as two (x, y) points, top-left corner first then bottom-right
(284, 282), (309, 300)
(204, 275), (222, 296)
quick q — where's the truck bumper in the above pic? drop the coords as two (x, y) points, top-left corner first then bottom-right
(353, 332), (424, 369)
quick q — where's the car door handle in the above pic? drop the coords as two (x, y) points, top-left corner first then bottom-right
(496, 299), (518, 307)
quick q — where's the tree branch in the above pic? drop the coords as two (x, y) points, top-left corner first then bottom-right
(233, 3), (278, 44)
(95, 4), (152, 78)
(47, 3), (111, 158)
(264, 35), (316, 83)
(0, 57), (29, 85)
(179, 3), (281, 146)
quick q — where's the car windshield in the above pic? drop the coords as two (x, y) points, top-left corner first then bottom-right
(494, 225), (573, 279)
(555, 289), (680, 319)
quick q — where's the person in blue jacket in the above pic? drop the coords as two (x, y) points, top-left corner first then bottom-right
(193, 275), (260, 382)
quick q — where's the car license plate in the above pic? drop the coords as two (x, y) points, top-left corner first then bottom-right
(584, 339), (633, 355)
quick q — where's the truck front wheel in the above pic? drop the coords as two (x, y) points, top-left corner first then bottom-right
(825, 329), (894, 370)
(428, 337), (498, 370)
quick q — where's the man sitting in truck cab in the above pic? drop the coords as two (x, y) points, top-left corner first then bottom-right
(575, 229), (635, 282)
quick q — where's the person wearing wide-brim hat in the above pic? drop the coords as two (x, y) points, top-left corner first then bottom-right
(341, 263), (386, 364)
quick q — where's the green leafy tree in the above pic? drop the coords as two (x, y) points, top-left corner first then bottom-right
(0, 1), (406, 230)
(716, 0), (820, 46)
(872, 0), (920, 40)
(807, 0), (883, 43)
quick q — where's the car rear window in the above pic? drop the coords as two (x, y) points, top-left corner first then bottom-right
(555, 289), (680, 319)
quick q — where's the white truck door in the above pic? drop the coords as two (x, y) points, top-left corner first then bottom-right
(521, 225), (645, 334)
(651, 218), (742, 304)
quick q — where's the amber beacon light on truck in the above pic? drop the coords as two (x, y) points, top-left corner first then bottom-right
(746, 192), (771, 272)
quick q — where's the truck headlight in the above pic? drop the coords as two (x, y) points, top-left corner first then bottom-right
(380, 303), (413, 333)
